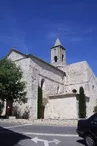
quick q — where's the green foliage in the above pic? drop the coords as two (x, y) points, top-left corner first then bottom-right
(12, 105), (30, 119)
(0, 101), (4, 115)
(78, 86), (86, 118)
(93, 104), (97, 113)
(37, 86), (42, 119)
(22, 106), (30, 119)
(12, 105), (21, 118)
(0, 58), (27, 104)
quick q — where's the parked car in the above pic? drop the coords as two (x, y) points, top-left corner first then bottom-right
(76, 113), (97, 146)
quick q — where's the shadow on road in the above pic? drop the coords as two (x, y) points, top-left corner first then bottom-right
(76, 139), (85, 145)
(0, 126), (30, 146)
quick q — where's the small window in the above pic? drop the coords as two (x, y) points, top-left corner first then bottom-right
(57, 86), (59, 94)
(92, 85), (94, 89)
(62, 54), (64, 61)
(72, 89), (77, 93)
(54, 56), (57, 62)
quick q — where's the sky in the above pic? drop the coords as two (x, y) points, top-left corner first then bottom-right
(0, 0), (97, 75)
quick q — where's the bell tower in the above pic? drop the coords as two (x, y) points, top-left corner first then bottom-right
(51, 38), (66, 69)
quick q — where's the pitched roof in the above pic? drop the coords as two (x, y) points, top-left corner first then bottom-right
(7, 48), (27, 57)
(8, 49), (66, 76)
(51, 38), (66, 50)
(54, 38), (62, 46)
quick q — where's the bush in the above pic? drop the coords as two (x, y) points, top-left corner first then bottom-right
(12, 105), (30, 119)
(12, 105), (21, 119)
(22, 106), (30, 119)
(93, 105), (97, 113)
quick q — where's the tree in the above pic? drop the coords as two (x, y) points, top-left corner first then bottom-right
(37, 86), (42, 119)
(78, 87), (86, 118)
(0, 58), (27, 116)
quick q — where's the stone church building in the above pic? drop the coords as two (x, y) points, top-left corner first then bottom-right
(7, 38), (97, 119)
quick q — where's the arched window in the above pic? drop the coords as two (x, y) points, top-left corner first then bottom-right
(72, 89), (77, 93)
(92, 85), (94, 90)
(62, 54), (64, 61)
(57, 86), (59, 94)
(54, 56), (57, 62)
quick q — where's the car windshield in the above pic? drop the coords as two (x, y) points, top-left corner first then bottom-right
(88, 113), (97, 120)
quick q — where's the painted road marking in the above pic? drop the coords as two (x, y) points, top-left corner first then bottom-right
(22, 132), (78, 137)
(3, 125), (78, 137)
(31, 137), (60, 146)
(4, 124), (32, 129)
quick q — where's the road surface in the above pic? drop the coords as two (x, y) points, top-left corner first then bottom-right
(0, 122), (85, 146)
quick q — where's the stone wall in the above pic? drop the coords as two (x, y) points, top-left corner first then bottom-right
(64, 61), (88, 85)
(62, 61), (89, 95)
(86, 63), (97, 117)
(44, 94), (78, 119)
(63, 61), (97, 117)
(30, 57), (65, 96)
(8, 52), (38, 119)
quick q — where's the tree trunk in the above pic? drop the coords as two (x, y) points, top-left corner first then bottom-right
(6, 100), (13, 117)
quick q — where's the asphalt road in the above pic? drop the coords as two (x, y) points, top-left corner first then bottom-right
(0, 123), (85, 146)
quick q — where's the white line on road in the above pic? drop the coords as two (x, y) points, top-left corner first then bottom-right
(21, 132), (78, 137)
(3, 124), (78, 137)
(4, 124), (32, 129)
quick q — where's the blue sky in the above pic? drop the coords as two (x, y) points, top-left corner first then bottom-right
(0, 0), (97, 75)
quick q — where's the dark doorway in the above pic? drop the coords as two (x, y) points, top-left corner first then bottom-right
(37, 86), (42, 119)
(6, 100), (13, 116)
(42, 106), (45, 119)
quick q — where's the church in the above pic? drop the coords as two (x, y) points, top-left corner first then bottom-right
(7, 38), (97, 119)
